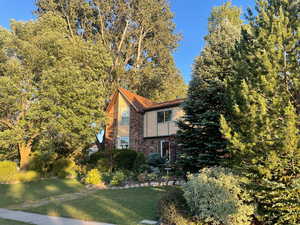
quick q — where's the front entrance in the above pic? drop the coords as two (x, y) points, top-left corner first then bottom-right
(160, 140), (170, 161)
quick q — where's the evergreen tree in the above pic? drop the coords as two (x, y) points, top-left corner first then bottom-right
(0, 13), (111, 169)
(221, 0), (300, 224)
(176, 2), (242, 173)
(35, 0), (187, 101)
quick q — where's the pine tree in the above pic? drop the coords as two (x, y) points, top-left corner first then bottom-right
(221, 0), (300, 224)
(35, 0), (187, 101)
(176, 2), (243, 173)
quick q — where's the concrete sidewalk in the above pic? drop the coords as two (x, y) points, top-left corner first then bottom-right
(0, 208), (115, 225)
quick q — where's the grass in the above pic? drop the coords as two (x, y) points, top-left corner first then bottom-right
(0, 218), (33, 225)
(25, 187), (168, 225)
(0, 178), (84, 208)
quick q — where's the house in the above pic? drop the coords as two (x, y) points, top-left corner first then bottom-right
(105, 88), (185, 161)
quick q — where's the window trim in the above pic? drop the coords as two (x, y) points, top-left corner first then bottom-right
(117, 136), (129, 149)
(160, 140), (170, 161)
(120, 110), (130, 125)
(157, 110), (172, 124)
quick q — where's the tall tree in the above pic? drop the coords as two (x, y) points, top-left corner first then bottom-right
(221, 0), (300, 224)
(176, 2), (243, 173)
(0, 13), (111, 169)
(35, 0), (187, 102)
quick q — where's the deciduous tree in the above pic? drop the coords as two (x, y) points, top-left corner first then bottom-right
(35, 0), (187, 101)
(0, 13), (111, 168)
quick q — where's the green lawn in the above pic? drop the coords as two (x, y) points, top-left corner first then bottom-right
(25, 187), (168, 225)
(0, 218), (33, 225)
(0, 179), (84, 208)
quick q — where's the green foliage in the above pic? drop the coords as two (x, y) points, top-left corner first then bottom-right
(183, 167), (254, 225)
(114, 149), (138, 171)
(110, 171), (126, 186)
(17, 170), (40, 183)
(133, 152), (146, 171)
(221, 1), (300, 224)
(147, 153), (165, 167)
(35, 0), (187, 102)
(52, 158), (76, 179)
(0, 12), (112, 167)
(90, 149), (146, 173)
(176, 2), (242, 173)
(159, 187), (202, 225)
(0, 161), (18, 183)
(101, 172), (113, 185)
(29, 151), (58, 176)
(85, 169), (102, 185)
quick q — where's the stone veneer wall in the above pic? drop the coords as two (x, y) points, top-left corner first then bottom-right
(129, 106), (144, 151)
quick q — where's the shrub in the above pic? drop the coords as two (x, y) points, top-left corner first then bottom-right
(52, 158), (76, 179)
(114, 149), (137, 171)
(0, 161), (18, 183)
(102, 172), (112, 185)
(133, 152), (146, 171)
(183, 167), (254, 225)
(84, 169), (102, 185)
(147, 153), (165, 167)
(18, 170), (39, 183)
(110, 171), (126, 186)
(158, 187), (200, 225)
(88, 151), (103, 164)
(29, 151), (58, 176)
(159, 187), (187, 215)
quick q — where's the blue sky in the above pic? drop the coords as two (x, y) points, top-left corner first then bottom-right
(0, 0), (256, 83)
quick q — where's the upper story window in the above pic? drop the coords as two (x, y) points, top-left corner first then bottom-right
(157, 110), (172, 123)
(120, 110), (129, 125)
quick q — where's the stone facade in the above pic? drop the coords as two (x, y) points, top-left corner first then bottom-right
(129, 105), (144, 151)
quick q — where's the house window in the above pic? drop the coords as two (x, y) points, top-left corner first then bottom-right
(120, 110), (129, 125)
(157, 110), (172, 123)
(118, 136), (129, 149)
(160, 141), (170, 161)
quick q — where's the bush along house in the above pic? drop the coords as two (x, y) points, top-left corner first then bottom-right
(105, 88), (185, 161)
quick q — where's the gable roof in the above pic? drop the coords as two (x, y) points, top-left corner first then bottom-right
(106, 88), (185, 113)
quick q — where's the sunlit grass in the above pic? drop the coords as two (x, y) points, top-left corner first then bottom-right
(26, 187), (169, 225)
(0, 179), (84, 208)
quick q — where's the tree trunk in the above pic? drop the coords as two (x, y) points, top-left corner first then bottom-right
(19, 143), (31, 170)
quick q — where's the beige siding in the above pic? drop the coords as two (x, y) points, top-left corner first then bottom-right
(145, 110), (157, 137)
(143, 106), (184, 137)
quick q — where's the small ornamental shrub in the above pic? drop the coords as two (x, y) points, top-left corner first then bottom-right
(18, 170), (39, 183)
(114, 149), (137, 171)
(85, 169), (102, 185)
(147, 153), (165, 167)
(101, 172), (113, 185)
(29, 151), (58, 176)
(110, 171), (126, 186)
(183, 167), (254, 225)
(158, 187), (201, 225)
(53, 158), (76, 178)
(0, 161), (18, 183)
(133, 152), (146, 171)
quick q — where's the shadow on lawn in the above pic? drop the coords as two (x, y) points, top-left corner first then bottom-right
(0, 179), (83, 208)
(29, 187), (168, 225)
